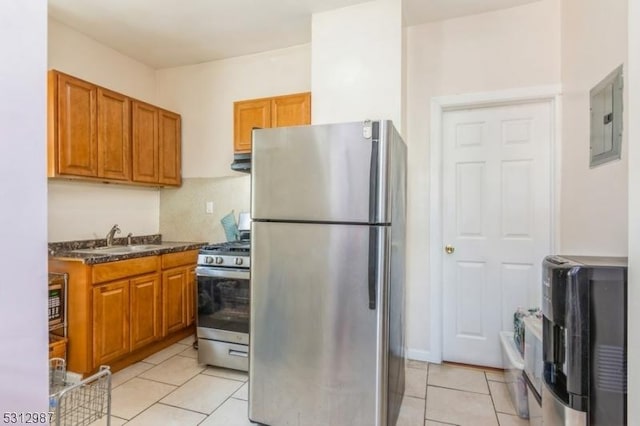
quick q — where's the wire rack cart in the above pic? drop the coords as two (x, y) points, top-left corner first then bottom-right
(49, 358), (112, 426)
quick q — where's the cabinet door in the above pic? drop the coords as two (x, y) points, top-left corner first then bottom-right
(130, 273), (161, 351)
(159, 110), (182, 186)
(234, 98), (271, 153)
(93, 280), (130, 366)
(186, 267), (196, 326)
(97, 88), (130, 180)
(55, 73), (98, 177)
(162, 268), (187, 335)
(271, 92), (311, 128)
(131, 101), (159, 183)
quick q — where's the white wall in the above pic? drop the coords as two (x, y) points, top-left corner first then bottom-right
(155, 44), (311, 178)
(48, 180), (160, 241)
(48, 19), (157, 102)
(405, 0), (561, 359)
(48, 19), (161, 241)
(626, 0), (638, 424)
(311, 0), (404, 128)
(0, 0), (48, 411)
(560, 0), (628, 255)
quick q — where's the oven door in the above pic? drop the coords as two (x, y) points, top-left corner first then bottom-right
(196, 266), (250, 345)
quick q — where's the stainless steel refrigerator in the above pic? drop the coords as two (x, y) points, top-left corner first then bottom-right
(249, 120), (407, 426)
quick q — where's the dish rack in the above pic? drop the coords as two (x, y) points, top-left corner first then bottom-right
(49, 358), (112, 426)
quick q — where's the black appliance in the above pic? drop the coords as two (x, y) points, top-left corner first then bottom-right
(542, 255), (627, 425)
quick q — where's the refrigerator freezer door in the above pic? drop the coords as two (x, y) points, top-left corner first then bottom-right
(249, 221), (388, 426)
(251, 121), (395, 224)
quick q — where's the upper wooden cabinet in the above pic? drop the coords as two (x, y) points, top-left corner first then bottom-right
(131, 100), (159, 184)
(98, 88), (130, 181)
(48, 70), (181, 187)
(234, 99), (271, 153)
(159, 110), (182, 186)
(131, 101), (182, 186)
(272, 93), (311, 127)
(233, 92), (311, 153)
(50, 72), (98, 177)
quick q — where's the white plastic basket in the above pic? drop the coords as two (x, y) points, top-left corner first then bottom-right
(499, 331), (529, 418)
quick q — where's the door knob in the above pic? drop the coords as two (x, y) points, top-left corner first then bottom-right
(445, 245), (455, 254)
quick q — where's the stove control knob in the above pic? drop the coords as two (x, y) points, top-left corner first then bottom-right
(205, 256), (214, 265)
(235, 257), (243, 266)
(215, 256), (224, 265)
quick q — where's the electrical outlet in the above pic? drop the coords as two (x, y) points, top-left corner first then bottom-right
(205, 201), (214, 214)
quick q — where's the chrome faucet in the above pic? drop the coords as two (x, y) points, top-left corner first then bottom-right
(126, 232), (133, 246)
(106, 224), (121, 246)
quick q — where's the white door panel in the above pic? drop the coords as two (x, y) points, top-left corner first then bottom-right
(442, 101), (551, 368)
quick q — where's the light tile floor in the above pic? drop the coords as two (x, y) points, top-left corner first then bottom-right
(90, 336), (528, 426)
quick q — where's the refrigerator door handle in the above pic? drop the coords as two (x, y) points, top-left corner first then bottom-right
(368, 121), (380, 223)
(368, 227), (378, 310)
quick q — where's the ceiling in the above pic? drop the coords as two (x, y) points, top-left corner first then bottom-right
(48, 0), (541, 69)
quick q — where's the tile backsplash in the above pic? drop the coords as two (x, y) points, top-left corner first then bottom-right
(160, 176), (250, 244)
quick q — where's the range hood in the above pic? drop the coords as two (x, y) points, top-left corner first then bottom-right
(230, 153), (251, 173)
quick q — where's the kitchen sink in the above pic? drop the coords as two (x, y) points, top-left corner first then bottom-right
(72, 244), (163, 255)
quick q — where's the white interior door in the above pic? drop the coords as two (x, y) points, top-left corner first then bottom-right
(441, 101), (552, 368)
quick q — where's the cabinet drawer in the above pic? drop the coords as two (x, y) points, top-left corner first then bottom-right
(92, 256), (159, 284)
(162, 250), (198, 270)
(197, 339), (248, 371)
(49, 334), (67, 359)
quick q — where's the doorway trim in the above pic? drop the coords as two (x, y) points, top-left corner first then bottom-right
(428, 85), (561, 364)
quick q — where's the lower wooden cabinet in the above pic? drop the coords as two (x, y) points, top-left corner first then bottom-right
(50, 250), (198, 375)
(162, 267), (188, 336)
(93, 279), (130, 366)
(187, 268), (196, 326)
(161, 250), (199, 334)
(130, 273), (161, 351)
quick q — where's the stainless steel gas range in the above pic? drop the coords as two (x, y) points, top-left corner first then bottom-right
(196, 240), (250, 371)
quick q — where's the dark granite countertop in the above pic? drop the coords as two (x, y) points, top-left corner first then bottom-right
(49, 234), (207, 265)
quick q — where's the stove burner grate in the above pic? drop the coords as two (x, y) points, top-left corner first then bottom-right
(199, 240), (250, 255)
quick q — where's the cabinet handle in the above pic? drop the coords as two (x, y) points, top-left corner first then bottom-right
(228, 349), (248, 358)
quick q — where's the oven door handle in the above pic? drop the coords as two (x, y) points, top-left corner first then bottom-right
(196, 267), (249, 280)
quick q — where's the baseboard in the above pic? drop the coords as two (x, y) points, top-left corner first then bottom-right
(407, 348), (441, 364)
